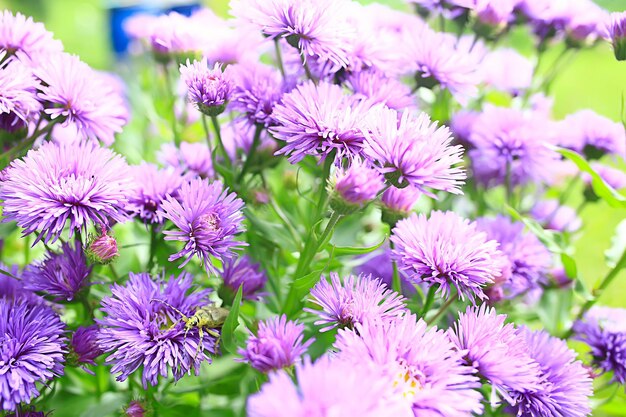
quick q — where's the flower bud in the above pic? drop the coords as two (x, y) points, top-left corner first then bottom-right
(124, 400), (150, 417)
(329, 160), (384, 215)
(608, 12), (626, 61)
(86, 229), (119, 264)
(379, 186), (421, 227)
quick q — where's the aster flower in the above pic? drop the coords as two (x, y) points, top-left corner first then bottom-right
(450, 109), (480, 148)
(330, 158), (384, 213)
(128, 163), (185, 224)
(221, 255), (267, 300)
(34, 53), (127, 146)
(335, 314), (483, 416)
(271, 80), (373, 163)
(229, 62), (286, 126)
(530, 200), (582, 233)
(6, 408), (49, 417)
(457, 0), (518, 28)
(86, 228), (119, 264)
(158, 141), (214, 179)
(469, 106), (559, 187)
(0, 140), (131, 244)
(391, 211), (501, 301)
(180, 59), (232, 116)
(448, 305), (541, 396)
(124, 401), (147, 417)
(230, 0), (353, 71)
(606, 11), (626, 60)
(158, 178), (246, 273)
(346, 70), (414, 111)
(305, 272), (406, 332)
(476, 216), (552, 300)
(480, 48), (533, 94)
(238, 315), (313, 373)
(23, 242), (92, 302)
(380, 186), (421, 226)
(0, 52), (42, 133)
(560, 109), (626, 159)
(574, 306), (626, 384)
(98, 272), (216, 388)
(0, 11), (63, 62)
(362, 107), (465, 195)
(0, 297), (66, 411)
(509, 327), (592, 417)
(221, 118), (276, 163)
(247, 355), (413, 417)
(354, 247), (416, 296)
(69, 325), (103, 371)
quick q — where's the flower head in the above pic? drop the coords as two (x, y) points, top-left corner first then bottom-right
(0, 141), (132, 244)
(481, 48), (533, 94)
(305, 272), (406, 332)
(124, 401), (147, 417)
(0, 53), (41, 133)
(158, 141), (214, 179)
(0, 298), (66, 411)
(128, 163), (185, 224)
(574, 306), (626, 384)
(530, 200), (582, 233)
(247, 355), (413, 417)
(335, 314), (483, 416)
(98, 272), (216, 388)
(330, 158), (384, 212)
(69, 325), (103, 369)
(509, 328), (592, 417)
(221, 255), (267, 300)
(448, 305), (541, 395)
(180, 59), (232, 116)
(606, 11), (626, 60)
(346, 70), (414, 111)
(354, 248), (416, 296)
(34, 53), (128, 146)
(0, 11), (62, 62)
(230, 0), (353, 71)
(271, 80), (372, 163)
(238, 315), (313, 373)
(380, 186), (421, 225)
(362, 107), (465, 195)
(158, 178), (246, 273)
(391, 211), (501, 301)
(476, 216), (552, 300)
(23, 242), (92, 302)
(560, 109), (625, 159)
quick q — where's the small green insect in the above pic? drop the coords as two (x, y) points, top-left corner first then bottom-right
(151, 299), (229, 358)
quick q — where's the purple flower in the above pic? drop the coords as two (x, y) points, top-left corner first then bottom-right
(6, 408), (49, 417)
(69, 325), (103, 369)
(605, 11), (626, 60)
(305, 272), (406, 332)
(362, 107), (465, 195)
(0, 141), (132, 244)
(457, 0), (518, 27)
(380, 186), (421, 217)
(530, 200), (582, 233)
(98, 272), (216, 388)
(574, 306), (626, 384)
(229, 62), (286, 126)
(158, 141), (214, 179)
(271, 80), (372, 163)
(481, 48), (533, 94)
(331, 158), (384, 211)
(128, 163), (185, 224)
(23, 242), (92, 302)
(335, 314), (483, 417)
(86, 228), (119, 264)
(221, 255), (267, 300)
(584, 163), (626, 190)
(238, 315), (313, 373)
(0, 265), (44, 305)
(0, 52), (41, 133)
(0, 297), (66, 411)
(221, 118), (276, 163)
(346, 70), (414, 111)
(448, 305), (541, 396)
(560, 109), (626, 159)
(450, 109), (480, 148)
(231, 0), (353, 71)
(476, 216), (552, 300)
(124, 401), (147, 417)
(391, 211), (501, 302)
(180, 59), (232, 116)
(247, 355), (413, 417)
(158, 178), (246, 273)
(509, 328), (592, 417)
(354, 247), (416, 296)
(0, 11), (63, 62)
(34, 53), (127, 146)
(469, 106), (559, 187)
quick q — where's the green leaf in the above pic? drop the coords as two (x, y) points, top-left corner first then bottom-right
(554, 146), (626, 208)
(560, 253), (578, 279)
(281, 269), (323, 317)
(505, 205), (564, 253)
(221, 286), (243, 354)
(606, 219), (626, 268)
(329, 238), (386, 256)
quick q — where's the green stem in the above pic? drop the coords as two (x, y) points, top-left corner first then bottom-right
(237, 124), (263, 182)
(504, 160), (513, 208)
(162, 63), (180, 146)
(294, 211), (341, 278)
(420, 286), (438, 317)
(426, 289), (457, 325)
(201, 114), (212, 149)
(147, 224), (157, 270)
(565, 248), (626, 338)
(210, 115), (232, 171)
(274, 39), (286, 79)
(315, 155), (334, 219)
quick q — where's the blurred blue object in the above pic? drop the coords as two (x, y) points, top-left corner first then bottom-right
(107, 1), (201, 56)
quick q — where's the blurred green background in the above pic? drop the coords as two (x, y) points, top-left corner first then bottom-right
(1, 0), (626, 415)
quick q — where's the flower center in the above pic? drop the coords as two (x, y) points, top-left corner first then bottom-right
(393, 360), (423, 400)
(198, 212), (220, 233)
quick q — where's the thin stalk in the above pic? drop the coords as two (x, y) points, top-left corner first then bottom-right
(504, 160), (513, 207)
(420, 286), (438, 317)
(147, 224), (157, 270)
(294, 211), (341, 278)
(390, 241), (401, 294)
(237, 124), (263, 182)
(274, 39), (286, 79)
(210, 115), (232, 171)
(201, 114), (212, 149)
(565, 247), (626, 338)
(426, 290), (457, 325)
(162, 63), (180, 146)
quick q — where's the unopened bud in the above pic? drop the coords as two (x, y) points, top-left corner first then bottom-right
(86, 229), (119, 264)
